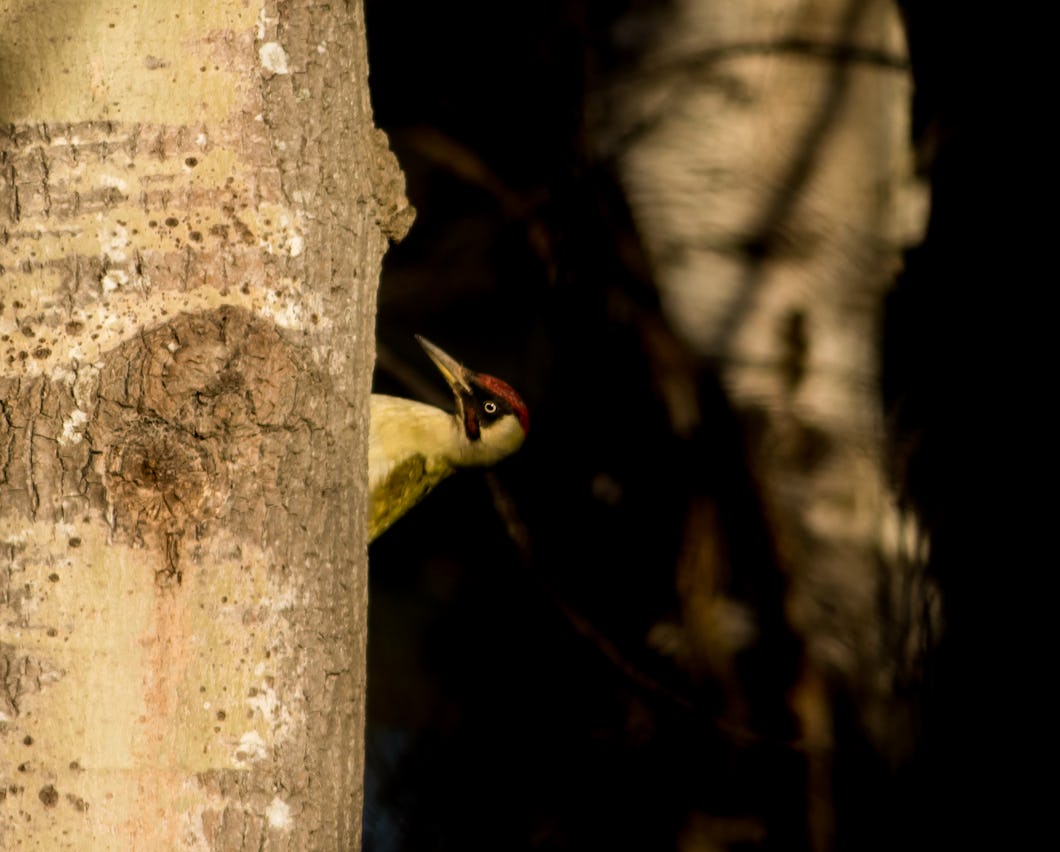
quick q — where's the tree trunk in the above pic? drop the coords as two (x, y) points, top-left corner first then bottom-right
(595, 0), (929, 845)
(0, 1), (409, 848)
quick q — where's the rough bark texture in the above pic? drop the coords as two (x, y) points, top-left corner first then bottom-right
(0, 1), (409, 848)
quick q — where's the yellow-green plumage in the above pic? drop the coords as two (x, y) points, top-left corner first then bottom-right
(368, 396), (460, 540)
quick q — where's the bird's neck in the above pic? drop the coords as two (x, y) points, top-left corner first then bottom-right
(369, 395), (462, 487)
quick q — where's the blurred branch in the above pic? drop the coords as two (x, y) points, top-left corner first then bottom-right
(400, 126), (531, 218)
(395, 126), (558, 282)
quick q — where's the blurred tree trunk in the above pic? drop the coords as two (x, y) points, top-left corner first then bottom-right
(595, 0), (929, 845)
(0, 1), (409, 848)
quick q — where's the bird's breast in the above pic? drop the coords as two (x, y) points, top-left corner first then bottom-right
(368, 395), (460, 540)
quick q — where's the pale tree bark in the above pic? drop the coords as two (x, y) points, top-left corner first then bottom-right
(596, 0), (929, 845)
(0, 1), (410, 848)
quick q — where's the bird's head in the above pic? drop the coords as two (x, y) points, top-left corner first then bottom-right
(416, 335), (529, 467)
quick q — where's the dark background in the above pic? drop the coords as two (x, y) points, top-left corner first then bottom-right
(361, 2), (1042, 849)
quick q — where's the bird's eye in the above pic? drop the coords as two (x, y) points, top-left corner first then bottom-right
(483, 401), (498, 415)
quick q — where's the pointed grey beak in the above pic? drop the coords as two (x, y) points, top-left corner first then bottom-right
(415, 335), (474, 395)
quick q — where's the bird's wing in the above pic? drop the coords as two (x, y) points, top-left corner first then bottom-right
(368, 452), (452, 542)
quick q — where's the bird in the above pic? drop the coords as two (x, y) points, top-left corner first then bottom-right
(368, 336), (529, 541)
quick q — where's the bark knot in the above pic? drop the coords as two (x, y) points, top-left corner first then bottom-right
(93, 305), (326, 584)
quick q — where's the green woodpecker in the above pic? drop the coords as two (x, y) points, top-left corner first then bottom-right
(368, 336), (529, 541)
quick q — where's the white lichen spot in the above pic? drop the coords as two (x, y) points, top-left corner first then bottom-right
(101, 269), (129, 293)
(59, 409), (90, 446)
(196, 132), (208, 148)
(53, 522), (79, 541)
(98, 220), (130, 264)
(261, 291), (303, 329)
(94, 306), (123, 329)
(263, 585), (299, 611)
(72, 361), (101, 411)
(247, 681), (280, 721)
(256, 7), (275, 40)
(50, 364), (76, 386)
(99, 173), (128, 193)
(234, 731), (268, 764)
(266, 796), (292, 831)
(317, 42), (327, 54)
(167, 341), (180, 353)
(180, 802), (211, 852)
(259, 42), (290, 75)
(39, 668), (63, 686)
(247, 676), (297, 745)
(258, 210), (305, 258)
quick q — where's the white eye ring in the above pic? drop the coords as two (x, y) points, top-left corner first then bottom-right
(483, 401), (498, 414)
